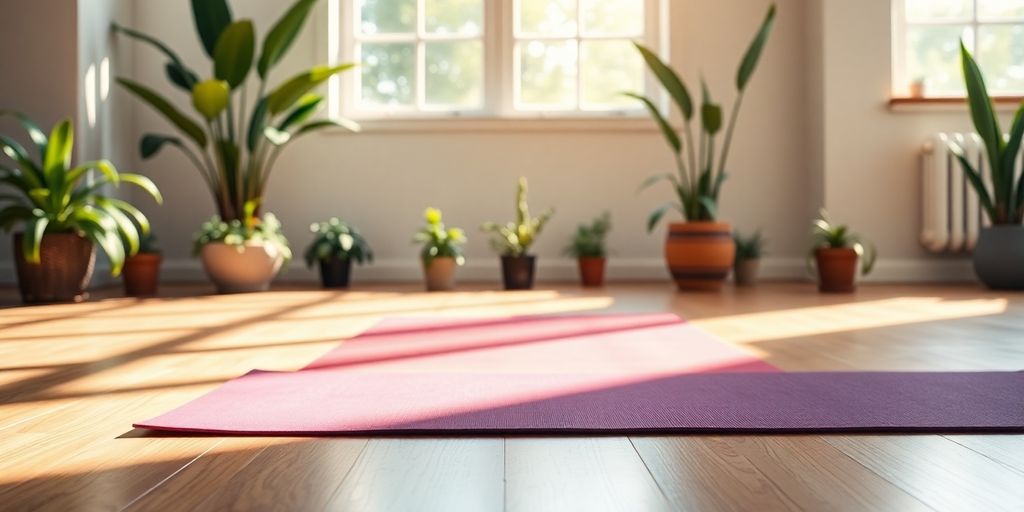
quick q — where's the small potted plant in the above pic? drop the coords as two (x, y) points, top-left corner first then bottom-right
(194, 211), (291, 293)
(123, 230), (162, 297)
(304, 218), (373, 289)
(481, 178), (554, 290)
(414, 207), (466, 292)
(564, 212), (611, 287)
(808, 210), (876, 293)
(733, 230), (764, 287)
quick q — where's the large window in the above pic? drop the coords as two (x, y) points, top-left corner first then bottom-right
(893, 0), (1024, 97)
(330, 0), (661, 119)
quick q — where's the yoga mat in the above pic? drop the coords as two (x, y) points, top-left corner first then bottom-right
(135, 314), (1024, 435)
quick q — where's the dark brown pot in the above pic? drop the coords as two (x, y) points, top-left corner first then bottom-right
(815, 247), (859, 293)
(13, 232), (96, 304)
(501, 255), (536, 290)
(123, 252), (162, 297)
(733, 258), (760, 287)
(578, 257), (606, 287)
(664, 222), (735, 292)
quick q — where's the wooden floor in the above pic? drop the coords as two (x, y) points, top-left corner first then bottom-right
(0, 281), (1022, 511)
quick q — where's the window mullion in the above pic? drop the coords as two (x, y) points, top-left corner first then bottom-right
(575, 0), (582, 110)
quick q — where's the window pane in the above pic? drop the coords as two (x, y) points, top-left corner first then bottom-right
(580, 0), (644, 36)
(425, 0), (483, 35)
(359, 0), (416, 34)
(978, 25), (1024, 93)
(360, 43), (416, 106)
(904, 0), (973, 22)
(426, 41), (484, 107)
(518, 40), (578, 108)
(581, 40), (643, 109)
(905, 25), (971, 95)
(518, 0), (577, 36)
(978, 0), (1024, 19)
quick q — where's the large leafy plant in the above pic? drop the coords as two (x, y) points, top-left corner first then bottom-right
(115, 0), (357, 228)
(0, 112), (162, 275)
(808, 209), (876, 276)
(414, 207), (467, 266)
(950, 42), (1024, 225)
(630, 5), (776, 229)
(481, 178), (554, 257)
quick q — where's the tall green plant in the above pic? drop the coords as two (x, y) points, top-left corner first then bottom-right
(0, 113), (162, 275)
(114, 0), (357, 227)
(630, 5), (776, 229)
(951, 42), (1024, 225)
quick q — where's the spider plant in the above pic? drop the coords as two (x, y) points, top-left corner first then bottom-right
(114, 0), (358, 231)
(808, 210), (876, 275)
(949, 42), (1024, 225)
(0, 112), (162, 275)
(629, 4), (776, 230)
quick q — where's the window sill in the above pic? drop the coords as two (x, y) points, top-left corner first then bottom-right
(888, 96), (1023, 113)
(322, 116), (663, 134)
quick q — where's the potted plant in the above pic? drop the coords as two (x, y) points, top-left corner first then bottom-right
(304, 218), (372, 289)
(628, 5), (775, 291)
(0, 112), (162, 303)
(564, 212), (611, 287)
(949, 43), (1024, 289)
(481, 178), (554, 290)
(414, 207), (466, 292)
(122, 230), (162, 297)
(115, 0), (359, 293)
(733, 229), (764, 287)
(808, 210), (876, 293)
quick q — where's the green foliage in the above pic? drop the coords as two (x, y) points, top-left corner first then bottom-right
(630, 5), (776, 227)
(114, 0), (359, 242)
(0, 114), (162, 275)
(414, 207), (466, 266)
(951, 43), (1024, 225)
(481, 178), (554, 257)
(304, 217), (373, 267)
(808, 209), (876, 276)
(194, 212), (292, 261)
(734, 229), (765, 260)
(564, 212), (611, 258)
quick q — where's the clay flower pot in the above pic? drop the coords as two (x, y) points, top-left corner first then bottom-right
(319, 257), (353, 289)
(733, 258), (760, 287)
(200, 241), (285, 294)
(123, 252), (162, 297)
(424, 257), (458, 292)
(577, 257), (606, 287)
(815, 247), (858, 293)
(501, 255), (536, 290)
(664, 222), (735, 291)
(13, 232), (96, 304)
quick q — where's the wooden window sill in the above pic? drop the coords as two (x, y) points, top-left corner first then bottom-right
(889, 96), (1023, 112)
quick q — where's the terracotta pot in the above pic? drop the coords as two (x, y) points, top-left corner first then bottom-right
(13, 232), (95, 304)
(501, 255), (536, 290)
(423, 257), (458, 292)
(319, 257), (352, 289)
(123, 252), (162, 297)
(733, 258), (760, 287)
(664, 222), (735, 291)
(815, 247), (858, 293)
(577, 257), (606, 287)
(200, 241), (284, 294)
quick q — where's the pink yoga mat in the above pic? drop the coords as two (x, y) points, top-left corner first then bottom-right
(135, 314), (1024, 435)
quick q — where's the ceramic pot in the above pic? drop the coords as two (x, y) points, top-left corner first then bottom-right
(123, 252), (162, 297)
(200, 241), (284, 294)
(973, 225), (1024, 290)
(13, 232), (96, 304)
(664, 222), (735, 291)
(424, 257), (457, 291)
(319, 257), (353, 289)
(578, 257), (606, 287)
(815, 247), (858, 293)
(733, 258), (760, 287)
(501, 255), (536, 290)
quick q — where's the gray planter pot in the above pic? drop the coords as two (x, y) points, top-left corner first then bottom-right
(973, 226), (1024, 290)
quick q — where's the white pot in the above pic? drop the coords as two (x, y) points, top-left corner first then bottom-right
(200, 241), (284, 294)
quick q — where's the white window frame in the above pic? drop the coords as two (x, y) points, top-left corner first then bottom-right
(891, 0), (1024, 98)
(323, 0), (665, 122)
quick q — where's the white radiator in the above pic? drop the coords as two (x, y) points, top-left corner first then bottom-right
(921, 133), (987, 253)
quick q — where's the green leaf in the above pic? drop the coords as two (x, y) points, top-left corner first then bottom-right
(702, 103), (723, 135)
(119, 173), (164, 204)
(113, 24), (199, 91)
(118, 78), (208, 148)
(74, 208), (126, 276)
(65, 160), (120, 193)
(952, 148), (997, 221)
(0, 136), (44, 188)
(95, 197), (140, 256)
(247, 98), (269, 152)
(23, 214), (48, 263)
(141, 134), (183, 159)
(646, 203), (678, 233)
(278, 94), (323, 131)
(737, 4), (776, 90)
(266, 64), (356, 115)
(214, 20), (255, 89)
(698, 196), (718, 219)
(293, 119), (358, 138)
(0, 110), (48, 159)
(258, 0), (318, 79)
(43, 120), (73, 187)
(191, 0), (233, 58)
(0, 205), (33, 231)
(192, 79), (231, 120)
(263, 127), (291, 146)
(624, 93), (680, 154)
(638, 173), (678, 192)
(1002, 104), (1024, 216)
(107, 198), (152, 236)
(166, 62), (200, 92)
(961, 42), (1003, 191)
(633, 43), (693, 119)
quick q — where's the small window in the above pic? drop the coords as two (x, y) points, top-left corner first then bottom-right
(893, 0), (1024, 97)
